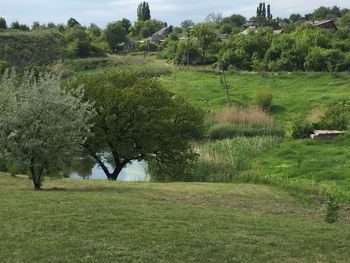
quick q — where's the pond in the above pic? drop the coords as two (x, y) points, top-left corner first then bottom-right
(68, 157), (150, 182)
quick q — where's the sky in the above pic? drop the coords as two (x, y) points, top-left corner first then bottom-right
(0, 0), (349, 27)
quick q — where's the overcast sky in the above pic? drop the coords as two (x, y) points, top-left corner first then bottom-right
(0, 0), (349, 27)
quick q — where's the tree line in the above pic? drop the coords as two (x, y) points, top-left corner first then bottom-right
(0, 3), (350, 71)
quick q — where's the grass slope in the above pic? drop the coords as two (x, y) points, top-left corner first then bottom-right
(1, 173), (349, 262)
(250, 136), (350, 202)
(161, 70), (350, 121)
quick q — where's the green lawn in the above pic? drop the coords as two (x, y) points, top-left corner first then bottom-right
(0, 173), (349, 262)
(161, 70), (350, 121)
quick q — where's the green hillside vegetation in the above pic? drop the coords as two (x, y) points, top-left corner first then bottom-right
(160, 68), (350, 202)
(161, 70), (350, 121)
(1, 173), (349, 262)
(0, 30), (65, 69)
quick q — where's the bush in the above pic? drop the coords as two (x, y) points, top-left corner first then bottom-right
(253, 90), (273, 112)
(319, 103), (349, 130)
(285, 114), (313, 139)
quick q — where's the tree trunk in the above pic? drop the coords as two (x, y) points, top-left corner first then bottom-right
(109, 164), (124, 181)
(33, 176), (42, 190)
(30, 159), (42, 190)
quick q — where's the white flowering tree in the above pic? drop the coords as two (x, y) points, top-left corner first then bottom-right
(0, 70), (95, 190)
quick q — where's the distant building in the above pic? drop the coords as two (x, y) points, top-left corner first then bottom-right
(304, 20), (338, 33)
(144, 27), (171, 44)
(241, 19), (284, 35)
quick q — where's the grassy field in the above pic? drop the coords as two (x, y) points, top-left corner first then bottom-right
(161, 69), (350, 121)
(1, 172), (349, 263)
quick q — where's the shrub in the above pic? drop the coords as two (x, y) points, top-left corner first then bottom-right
(319, 103), (349, 130)
(285, 114), (313, 139)
(253, 90), (273, 112)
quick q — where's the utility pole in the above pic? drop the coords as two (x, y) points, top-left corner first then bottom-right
(186, 37), (190, 69)
(220, 67), (230, 102)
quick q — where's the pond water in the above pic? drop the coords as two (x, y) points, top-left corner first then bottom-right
(68, 157), (150, 182)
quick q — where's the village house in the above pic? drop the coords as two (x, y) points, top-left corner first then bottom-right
(304, 20), (338, 33)
(241, 19), (284, 35)
(144, 27), (171, 44)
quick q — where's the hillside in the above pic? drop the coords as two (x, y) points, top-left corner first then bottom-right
(0, 31), (65, 69)
(161, 70), (350, 121)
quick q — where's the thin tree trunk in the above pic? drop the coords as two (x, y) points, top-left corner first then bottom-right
(30, 159), (42, 190)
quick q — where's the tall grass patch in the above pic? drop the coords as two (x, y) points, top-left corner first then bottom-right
(208, 106), (284, 139)
(189, 136), (281, 182)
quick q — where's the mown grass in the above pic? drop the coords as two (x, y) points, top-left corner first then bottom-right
(161, 70), (350, 121)
(0, 172), (349, 262)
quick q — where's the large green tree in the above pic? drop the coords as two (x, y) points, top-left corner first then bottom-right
(0, 17), (7, 30)
(137, 2), (151, 21)
(104, 21), (128, 51)
(71, 69), (204, 181)
(0, 70), (94, 189)
(191, 23), (218, 64)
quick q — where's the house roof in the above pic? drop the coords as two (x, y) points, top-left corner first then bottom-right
(242, 20), (262, 28)
(305, 20), (337, 28)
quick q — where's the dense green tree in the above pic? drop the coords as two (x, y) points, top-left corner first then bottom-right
(105, 21), (128, 51)
(219, 23), (234, 34)
(47, 22), (56, 29)
(0, 17), (7, 30)
(191, 23), (218, 64)
(67, 18), (80, 28)
(267, 4), (272, 20)
(220, 27), (273, 70)
(11, 21), (29, 31)
(181, 19), (195, 30)
(70, 69), (204, 180)
(312, 5), (346, 20)
(221, 14), (246, 28)
(121, 18), (132, 33)
(64, 25), (92, 57)
(338, 11), (350, 29)
(137, 2), (151, 21)
(31, 21), (41, 30)
(130, 19), (165, 39)
(289, 13), (303, 23)
(0, 70), (94, 189)
(87, 23), (102, 40)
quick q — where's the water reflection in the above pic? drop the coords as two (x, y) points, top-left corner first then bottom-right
(69, 157), (149, 182)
